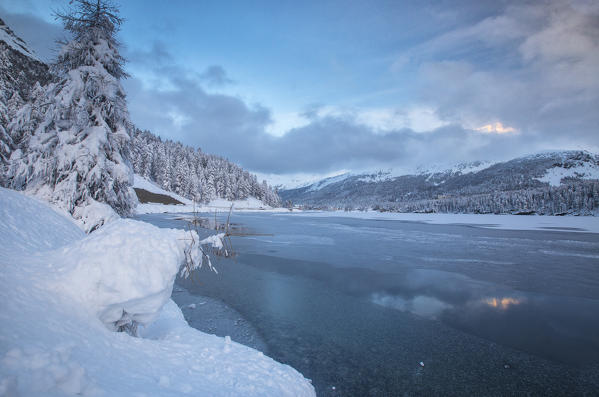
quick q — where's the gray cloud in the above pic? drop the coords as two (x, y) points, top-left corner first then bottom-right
(124, 53), (535, 174)
(123, 48), (272, 165)
(122, 27), (573, 174)
(199, 65), (233, 86)
(126, 41), (172, 68)
(4, 1), (598, 176)
(124, 1), (597, 175)
(413, 1), (599, 147)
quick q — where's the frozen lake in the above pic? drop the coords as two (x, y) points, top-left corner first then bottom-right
(137, 212), (599, 396)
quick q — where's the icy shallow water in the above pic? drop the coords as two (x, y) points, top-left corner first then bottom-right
(137, 212), (599, 396)
(170, 285), (268, 353)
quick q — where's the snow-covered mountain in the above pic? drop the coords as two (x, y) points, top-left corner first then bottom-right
(280, 151), (599, 215)
(273, 161), (496, 191)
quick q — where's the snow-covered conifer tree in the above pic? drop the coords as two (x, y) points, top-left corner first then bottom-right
(6, 0), (136, 231)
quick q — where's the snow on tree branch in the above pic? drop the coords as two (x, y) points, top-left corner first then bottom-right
(4, 0), (136, 232)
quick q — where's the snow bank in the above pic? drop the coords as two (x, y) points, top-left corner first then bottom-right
(71, 199), (121, 232)
(136, 201), (290, 214)
(206, 196), (269, 209)
(135, 201), (199, 214)
(0, 187), (315, 396)
(134, 199), (282, 214)
(53, 219), (189, 330)
(285, 210), (599, 233)
(0, 187), (84, 256)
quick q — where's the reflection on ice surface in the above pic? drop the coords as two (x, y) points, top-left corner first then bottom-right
(372, 293), (452, 319)
(484, 297), (522, 310)
(138, 211), (599, 396)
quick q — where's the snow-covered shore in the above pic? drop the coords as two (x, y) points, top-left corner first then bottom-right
(285, 210), (599, 233)
(134, 174), (289, 214)
(0, 187), (315, 396)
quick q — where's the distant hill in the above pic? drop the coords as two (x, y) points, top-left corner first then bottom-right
(280, 151), (599, 215)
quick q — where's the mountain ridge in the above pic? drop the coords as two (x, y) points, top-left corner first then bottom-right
(279, 150), (599, 215)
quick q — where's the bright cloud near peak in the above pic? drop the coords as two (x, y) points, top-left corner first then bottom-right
(475, 122), (517, 134)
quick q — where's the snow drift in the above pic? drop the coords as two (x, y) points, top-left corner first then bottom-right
(0, 187), (315, 396)
(53, 219), (191, 331)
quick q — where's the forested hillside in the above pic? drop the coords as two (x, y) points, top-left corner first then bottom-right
(130, 129), (280, 206)
(280, 151), (599, 215)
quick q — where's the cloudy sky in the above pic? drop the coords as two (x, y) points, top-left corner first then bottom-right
(2, 0), (598, 184)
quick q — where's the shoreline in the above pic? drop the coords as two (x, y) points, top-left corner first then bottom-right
(171, 284), (269, 354)
(280, 210), (599, 233)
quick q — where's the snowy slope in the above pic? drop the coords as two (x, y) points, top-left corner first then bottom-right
(294, 161), (494, 194)
(307, 172), (350, 192)
(134, 174), (193, 205)
(0, 18), (41, 61)
(254, 171), (348, 190)
(535, 162), (599, 187)
(134, 174), (285, 214)
(0, 187), (315, 396)
(415, 160), (493, 177)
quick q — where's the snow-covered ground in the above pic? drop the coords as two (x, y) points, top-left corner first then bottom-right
(133, 174), (193, 205)
(285, 210), (599, 233)
(535, 163), (599, 187)
(306, 173), (350, 192)
(0, 187), (315, 396)
(253, 170), (351, 190)
(260, 160), (498, 190)
(134, 174), (288, 214)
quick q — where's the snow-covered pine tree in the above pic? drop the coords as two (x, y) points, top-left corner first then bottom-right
(5, 0), (136, 231)
(1, 91), (26, 166)
(0, 92), (15, 164)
